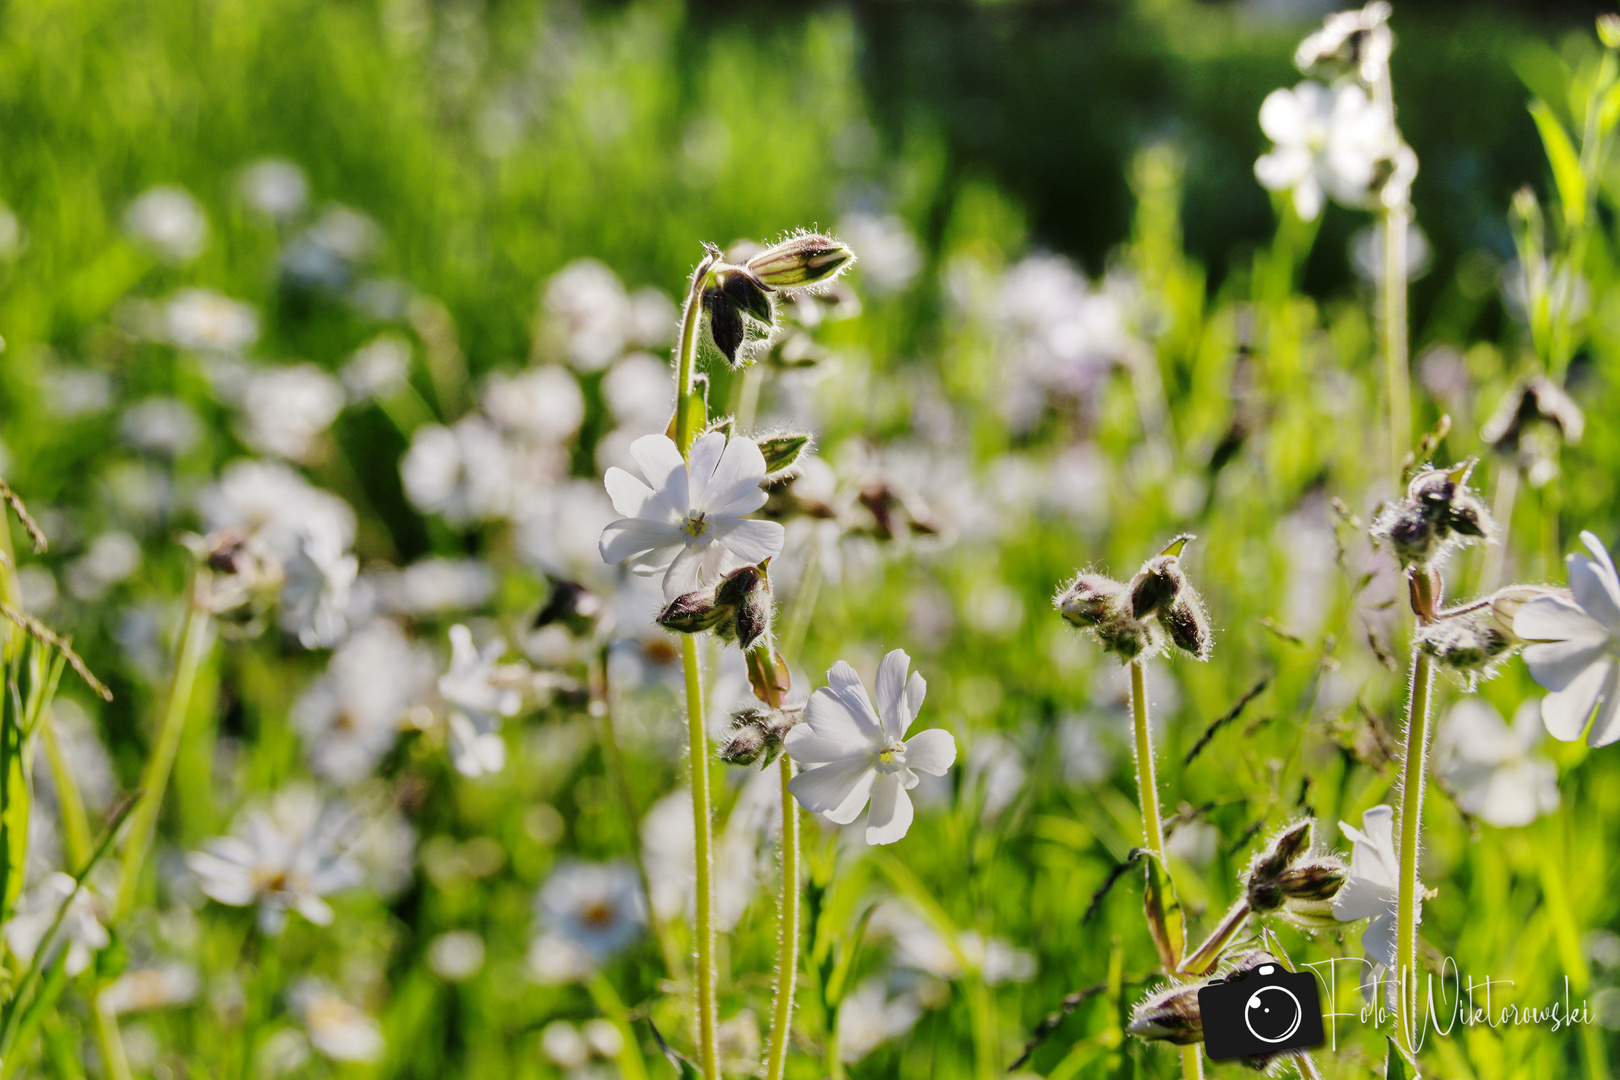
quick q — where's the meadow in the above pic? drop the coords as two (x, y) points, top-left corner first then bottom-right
(0, 1), (1618, 1078)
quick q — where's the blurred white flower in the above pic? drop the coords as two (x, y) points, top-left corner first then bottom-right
(32, 699), (117, 815)
(121, 397), (202, 456)
(835, 978), (922, 1063)
(1058, 714), (1114, 786)
(66, 531), (142, 601)
(517, 480), (619, 587)
(481, 365), (584, 443)
(401, 416), (515, 525)
(1350, 220), (1431, 284)
(165, 289), (258, 353)
(281, 206), (379, 292)
(41, 367), (113, 418)
(1332, 804), (1403, 1006)
(439, 624), (520, 777)
(236, 364), (345, 461)
(125, 185), (207, 261)
(239, 158), (309, 222)
(1435, 698), (1559, 827)
(290, 979), (385, 1063)
(541, 259), (673, 370)
(873, 902), (1036, 985)
(379, 557), (497, 615)
(427, 930), (486, 981)
(280, 513), (359, 649)
(1254, 81), (1395, 221)
(965, 733), (1026, 820)
(341, 334), (412, 402)
(786, 650), (956, 845)
(529, 860), (644, 983)
(1515, 531), (1620, 746)
(601, 352), (673, 430)
(837, 212), (920, 295)
(294, 620), (428, 783)
(541, 1021), (589, 1069)
(186, 787), (364, 934)
(598, 432), (784, 599)
(640, 768), (777, 931)
(99, 963), (201, 1015)
(199, 459), (357, 567)
(5, 873), (109, 977)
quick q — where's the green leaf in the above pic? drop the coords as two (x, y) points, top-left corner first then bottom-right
(1141, 849), (1186, 972)
(1530, 99), (1587, 227)
(1385, 1036), (1412, 1080)
(0, 669), (29, 924)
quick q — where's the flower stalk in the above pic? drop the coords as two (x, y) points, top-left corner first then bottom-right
(1393, 612), (1436, 1054)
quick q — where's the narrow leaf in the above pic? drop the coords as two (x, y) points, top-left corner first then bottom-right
(1529, 100), (1586, 226)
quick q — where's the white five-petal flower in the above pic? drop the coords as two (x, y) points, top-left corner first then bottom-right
(785, 650), (956, 845)
(1254, 80), (1396, 222)
(1331, 805), (1405, 1007)
(598, 432), (784, 599)
(1515, 531), (1620, 746)
(1435, 698), (1560, 828)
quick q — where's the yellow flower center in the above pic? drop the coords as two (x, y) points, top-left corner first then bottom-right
(681, 512), (708, 540)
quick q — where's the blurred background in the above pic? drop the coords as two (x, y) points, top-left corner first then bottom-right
(4, 0), (1620, 1077)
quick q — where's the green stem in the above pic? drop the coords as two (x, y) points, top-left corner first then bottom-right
(683, 635), (719, 1080)
(39, 713), (91, 869)
(1177, 899), (1251, 977)
(1382, 203), (1412, 482)
(587, 972), (651, 1080)
(1131, 660), (1168, 874)
(1394, 646), (1434, 1056)
(764, 754), (801, 1080)
(116, 584), (213, 918)
(674, 250), (719, 455)
(91, 996), (134, 1080)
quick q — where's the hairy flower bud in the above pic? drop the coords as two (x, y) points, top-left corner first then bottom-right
(1056, 573), (1126, 629)
(1372, 460), (1495, 570)
(1415, 610), (1517, 686)
(1488, 585), (1567, 637)
(1129, 535), (1194, 619)
(1127, 981), (1204, 1045)
(657, 584), (731, 635)
(756, 431), (813, 480)
(745, 234), (855, 290)
(719, 706), (796, 767)
(1162, 594), (1212, 661)
(713, 563), (773, 650)
(1242, 820), (1346, 927)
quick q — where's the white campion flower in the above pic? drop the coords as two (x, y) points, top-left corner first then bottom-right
(164, 288), (259, 353)
(785, 650), (957, 845)
(239, 158), (309, 222)
(1331, 805), (1404, 1007)
(4, 873), (110, 977)
(99, 963), (201, 1015)
(280, 513), (359, 649)
(290, 980), (385, 1064)
(438, 624), (521, 777)
(400, 416), (515, 525)
(1435, 698), (1560, 828)
(1254, 81), (1396, 222)
(235, 363), (345, 462)
(293, 620), (429, 784)
(598, 432), (785, 600)
(1515, 531), (1620, 746)
(835, 978), (923, 1063)
(528, 860), (645, 984)
(186, 787), (364, 934)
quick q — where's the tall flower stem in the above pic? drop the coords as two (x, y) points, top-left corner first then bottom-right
(764, 752), (800, 1080)
(1381, 202), (1412, 481)
(674, 247), (722, 1080)
(1130, 660), (1202, 1080)
(116, 579), (214, 918)
(1393, 644), (1435, 1055)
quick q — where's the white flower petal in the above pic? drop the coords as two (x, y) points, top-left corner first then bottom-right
(802, 684), (883, 747)
(662, 545), (708, 600)
(629, 434), (689, 517)
(1255, 147), (1311, 192)
(783, 727), (871, 765)
(1582, 660), (1620, 747)
(603, 467), (661, 520)
(685, 431), (727, 511)
(1514, 593), (1608, 646)
(709, 517), (784, 566)
(1569, 531), (1620, 631)
(1540, 656), (1616, 741)
(788, 756), (874, 819)
(874, 650), (911, 740)
(1292, 178), (1325, 222)
(903, 728), (956, 776)
(1258, 86), (1309, 144)
(1363, 911), (1398, 970)
(903, 671), (927, 735)
(599, 519), (679, 566)
(864, 775), (914, 845)
(703, 435), (770, 517)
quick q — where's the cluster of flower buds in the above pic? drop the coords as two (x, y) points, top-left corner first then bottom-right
(1480, 375), (1584, 488)
(1055, 536), (1210, 662)
(717, 705), (798, 767)
(700, 234), (855, 368)
(187, 528), (284, 631)
(1128, 951), (1307, 1071)
(1371, 460), (1494, 571)
(1241, 819), (1347, 929)
(657, 562), (774, 650)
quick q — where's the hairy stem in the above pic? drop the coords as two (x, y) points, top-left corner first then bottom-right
(1178, 899), (1251, 977)
(674, 249), (719, 455)
(1394, 645), (1434, 1055)
(764, 753), (801, 1080)
(116, 588), (213, 918)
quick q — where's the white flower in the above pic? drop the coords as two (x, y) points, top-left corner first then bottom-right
(294, 620), (429, 783)
(125, 185), (207, 261)
(640, 768), (777, 931)
(164, 288), (259, 353)
(1332, 805), (1404, 1007)
(378, 558), (497, 616)
(290, 980), (385, 1063)
(400, 416), (515, 525)
(1436, 698), (1560, 827)
(835, 978), (922, 1063)
(121, 398), (201, 456)
(99, 963), (201, 1015)
(1515, 531), (1620, 745)
(873, 902), (1036, 985)
(598, 432), (784, 600)
(186, 787), (364, 934)
(235, 364), (345, 462)
(65, 531), (142, 601)
(4, 873), (110, 977)
(341, 334), (411, 402)
(601, 352), (674, 430)
(480, 366), (585, 443)
(785, 650), (957, 845)
(239, 158), (309, 222)
(427, 930), (486, 981)
(199, 459), (357, 566)
(528, 860), (645, 983)
(439, 625), (521, 777)
(280, 514), (359, 649)
(1254, 81), (1396, 221)
(837, 212), (921, 295)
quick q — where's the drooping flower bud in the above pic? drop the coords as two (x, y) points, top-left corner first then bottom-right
(1129, 535), (1194, 620)
(1162, 594), (1211, 662)
(713, 563), (773, 650)
(1056, 573), (1127, 628)
(191, 528), (284, 627)
(1241, 820), (1347, 928)
(1126, 981), (1204, 1045)
(1415, 610), (1517, 687)
(744, 234), (855, 290)
(719, 706), (796, 767)
(656, 584), (731, 635)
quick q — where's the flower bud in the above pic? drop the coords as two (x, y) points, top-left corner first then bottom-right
(1600, 13), (1620, 49)
(1415, 611), (1517, 685)
(744, 234), (855, 290)
(1162, 593), (1211, 661)
(713, 563), (773, 650)
(756, 432), (814, 481)
(193, 528), (284, 624)
(1241, 820), (1346, 927)
(703, 283), (749, 368)
(719, 706), (796, 767)
(657, 585), (731, 635)
(1488, 585), (1567, 637)
(1129, 536), (1194, 619)
(1372, 460), (1495, 570)
(1055, 573), (1126, 629)
(1127, 981), (1203, 1045)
